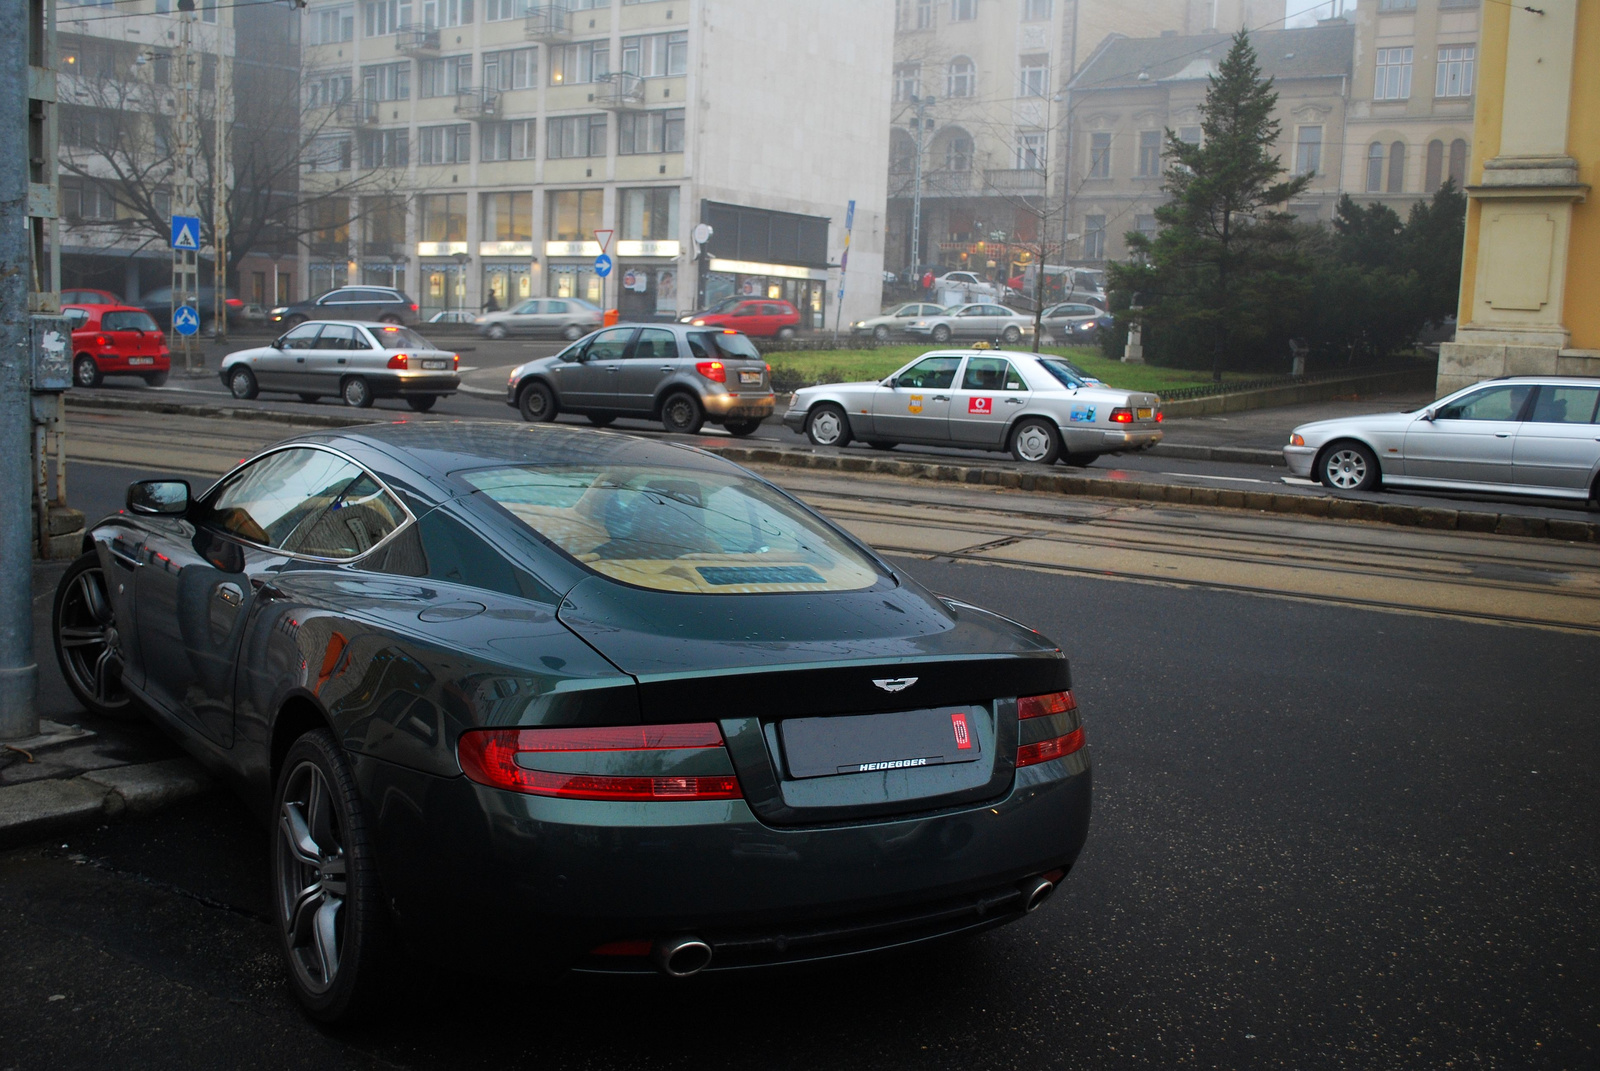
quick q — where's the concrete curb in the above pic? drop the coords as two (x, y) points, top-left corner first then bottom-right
(67, 392), (372, 430)
(1146, 442), (1285, 466)
(0, 757), (215, 849)
(700, 444), (1600, 545)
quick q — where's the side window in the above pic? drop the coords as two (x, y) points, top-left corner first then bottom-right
(583, 327), (634, 362)
(197, 448), (404, 557)
(548, 301), (568, 314)
(961, 356), (1013, 391)
(898, 355), (961, 389)
(1435, 384), (1533, 422)
(280, 323), (323, 349)
(632, 327), (678, 362)
(686, 332), (713, 359)
(1527, 386), (1600, 424)
(513, 300), (539, 314)
(317, 324), (359, 350)
(64, 308), (90, 329)
(734, 304), (758, 317)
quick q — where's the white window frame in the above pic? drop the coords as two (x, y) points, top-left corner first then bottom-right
(1375, 46), (1413, 101)
(1435, 45), (1475, 98)
(947, 56), (974, 98)
(1294, 125), (1322, 176)
(1018, 55), (1048, 98)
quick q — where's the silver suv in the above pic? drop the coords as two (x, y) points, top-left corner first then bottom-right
(506, 324), (774, 435)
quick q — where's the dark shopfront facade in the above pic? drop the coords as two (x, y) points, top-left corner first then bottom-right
(699, 201), (831, 329)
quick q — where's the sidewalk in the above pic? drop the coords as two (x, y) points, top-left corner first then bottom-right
(0, 561), (205, 849)
(1150, 387), (1436, 465)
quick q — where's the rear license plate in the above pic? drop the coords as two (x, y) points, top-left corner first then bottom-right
(1136, 407), (1153, 419)
(739, 369), (761, 384)
(421, 359), (448, 370)
(128, 357), (154, 366)
(780, 707), (982, 779)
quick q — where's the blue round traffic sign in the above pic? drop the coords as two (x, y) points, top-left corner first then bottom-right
(172, 305), (200, 336)
(594, 253), (613, 278)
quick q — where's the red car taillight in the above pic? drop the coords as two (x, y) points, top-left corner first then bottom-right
(226, 298), (242, 307)
(1016, 690), (1085, 768)
(387, 353), (409, 369)
(457, 724), (743, 801)
(1109, 408), (1133, 424)
(410, 303), (419, 312)
(94, 334), (110, 347)
(1155, 411), (1163, 422)
(696, 360), (726, 383)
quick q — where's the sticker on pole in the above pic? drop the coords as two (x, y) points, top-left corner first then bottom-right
(172, 305), (200, 336)
(170, 215), (201, 251)
(593, 253), (613, 278)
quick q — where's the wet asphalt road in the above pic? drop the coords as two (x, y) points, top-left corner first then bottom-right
(3, 559), (1597, 1070)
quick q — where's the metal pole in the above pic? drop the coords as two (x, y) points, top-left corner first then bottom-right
(909, 95), (929, 278)
(212, 47), (228, 342)
(172, 6), (199, 369)
(1, 0), (38, 738)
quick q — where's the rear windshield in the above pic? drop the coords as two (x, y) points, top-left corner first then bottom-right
(370, 325), (432, 350)
(463, 465), (882, 594)
(689, 330), (762, 360)
(102, 310), (159, 332)
(1036, 359), (1087, 389)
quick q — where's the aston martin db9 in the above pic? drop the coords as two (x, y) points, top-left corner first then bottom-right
(54, 422), (1092, 1022)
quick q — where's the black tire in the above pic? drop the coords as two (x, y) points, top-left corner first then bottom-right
(52, 553), (137, 720)
(804, 404), (852, 448)
(931, 324), (952, 343)
(405, 394), (437, 412)
(228, 366), (259, 400)
(586, 413), (616, 427)
(776, 326), (798, 341)
(660, 392), (705, 435)
(723, 419), (761, 437)
(518, 381), (557, 422)
(297, 393), (321, 404)
(74, 355), (102, 389)
(868, 441), (897, 450)
(1317, 440), (1381, 492)
(872, 325), (890, 342)
(1002, 326), (1022, 344)
(1010, 418), (1062, 465)
(341, 377), (373, 409)
(378, 314), (403, 325)
(1062, 452), (1098, 467)
(486, 323), (509, 340)
(143, 371), (169, 387)
(273, 728), (395, 1024)
(561, 324), (583, 341)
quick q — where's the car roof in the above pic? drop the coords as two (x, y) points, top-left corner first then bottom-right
(1485, 376), (1600, 385)
(64, 303), (155, 317)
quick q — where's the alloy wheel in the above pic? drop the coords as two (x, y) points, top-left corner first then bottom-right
(808, 409), (844, 446)
(55, 563), (131, 714)
(1013, 423), (1055, 463)
(1324, 448), (1369, 490)
(276, 761), (349, 997)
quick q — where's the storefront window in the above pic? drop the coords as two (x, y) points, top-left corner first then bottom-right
(620, 187), (678, 240)
(422, 263), (468, 319)
(549, 264), (602, 304)
(309, 262), (350, 296)
(361, 195), (408, 256)
(361, 264), (407, 291)
(704, 272), (735, 306)
(483, 263), (532, 308)
(547, 189), (604, 241)
(482, 191), (533, 241)
(419, 193), (467, 243)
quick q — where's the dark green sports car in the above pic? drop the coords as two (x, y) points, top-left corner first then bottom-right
(54, 421), (1092, 1022)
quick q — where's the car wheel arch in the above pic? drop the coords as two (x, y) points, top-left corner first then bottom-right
(269, 692), (338, 793)
(1315, 436), (1383, 472)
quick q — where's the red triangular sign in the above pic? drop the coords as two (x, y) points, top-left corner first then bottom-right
(593, 229), (613, 253)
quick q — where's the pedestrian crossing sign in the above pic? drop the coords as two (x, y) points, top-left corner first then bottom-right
(170, 215), (201, 251)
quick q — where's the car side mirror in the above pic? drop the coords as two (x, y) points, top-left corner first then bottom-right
(1421, 408), (1436, 422)
(127, 479), (190, 516)
(886, 376), (899, 389)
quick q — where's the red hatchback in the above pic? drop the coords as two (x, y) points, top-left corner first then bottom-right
(64, 304), (171, 387)
(686, 297), (801, 339)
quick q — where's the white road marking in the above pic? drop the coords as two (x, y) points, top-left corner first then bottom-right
(1163, 472), (1275, 485)
(1281, 476), (1319, 486)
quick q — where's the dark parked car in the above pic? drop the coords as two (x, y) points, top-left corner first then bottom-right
(270, 286), (420, 328)
(55, 422), (1092, 1022)
(140, 286), (243, 331)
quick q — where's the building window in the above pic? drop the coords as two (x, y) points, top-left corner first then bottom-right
(1015, 132), (1044, 170)
(548, 114), (607, 158)
(1377, 0), (1416, 10)
(309, 199), (350, 254)
(359, 128), (409, 168)
(1023, 0), (1052, 19)
(481, 119), (536, 161)
(484, 0), (526, 20)
(361, 62), (410, 101)
(550, 40), (609, 85)
(943, 135), (972, 172)
(1088, 132), (1111, 178)
(951, 0), (975, 20)
(1365, 142), (1384, 192)
(363, 0), (411, 37)
(61, 179), (118, 221)
(483, 47), (537, 90)
(547, 189), (604, 241)
(482, 191), (533, 242)
(1294, 125), (1322, 176)
(1084, 215), (1106, 260)
(418, 123), (472, 165)
(307, 5), (355, 44)
(418, 0), (473, 29)
(419, 55), (472, 98)
(620, 31), (687, 77)
(1448, 138), (1468, 187)
(895, 63), (921, 102)
(618, 109), (685, 154)
(306, 134), (353, 172)
(419, 193), (467, 243)
(1137, 130), (1161, 177)
(1135, 214), (1156, 236)
(1387, 140), (1406, 192)
(202, 0), (217, 22)
(1375, 47), (1412, 100)
(58, 105), (119, 151)
(361, 195), (408, 253)
(1425, 138), (1444, 191)
(1018, 54), (1049, 98)
(1436, 45), (1475, 98)
(621, 187), (679, 240)
(306, 72), (353, 108)
(947, 56), (974, 97)
(1177, 125), (1201, 146)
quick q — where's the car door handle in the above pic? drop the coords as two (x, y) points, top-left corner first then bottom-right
(295, 357), (306, 363)
(659, 365), (674, 372)
(1005, 397), (1024, 405)
(108, 545), (141, 569)
(214, 583), (243, 607)
(1494, 432), (1511, 438)
(337, 358), (347, 365)
(932, 394), (949, 401)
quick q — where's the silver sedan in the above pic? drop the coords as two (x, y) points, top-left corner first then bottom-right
(783, 349), (1162, 465)
(1283, 376), (1600, 501)
(903, 303), (1038, 346)
(219, 320), (460, 410)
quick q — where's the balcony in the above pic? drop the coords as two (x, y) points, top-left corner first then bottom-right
(454, 86), (500, 121)
(334, 97), (380, 127)
(984, 168), (1047, 195)
(524, 5), (571, 44)
(394, 26), (440, 56)
(923, 168), (974, 195)
(594, 72), (645, 110)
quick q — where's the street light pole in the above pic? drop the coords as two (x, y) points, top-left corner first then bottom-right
(908, 94), (934, 277)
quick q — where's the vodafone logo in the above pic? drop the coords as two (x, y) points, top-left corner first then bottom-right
(968, 396), (992, 415)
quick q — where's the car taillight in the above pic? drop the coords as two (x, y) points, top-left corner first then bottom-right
(1155, 411), (1163, 422)
(457, 724), (743, 801)
(95, 334), (109, 347)
(1109, 408), (1133, 423)
(696, 360), (726, 383)
(1016, 690), (1085, 768)
(226, 298), (242, 307)
(452, 354), (460, 368)
(387, 353), (409, 369)
(410, 303), (419, 312)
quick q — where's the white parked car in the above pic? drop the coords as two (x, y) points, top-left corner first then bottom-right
(219, 320), (460, 410)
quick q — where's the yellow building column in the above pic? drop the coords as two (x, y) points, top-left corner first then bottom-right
(1437, 0), (1596, 395)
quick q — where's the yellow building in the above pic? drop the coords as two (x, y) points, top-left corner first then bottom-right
(1437, 0), (1598, 394)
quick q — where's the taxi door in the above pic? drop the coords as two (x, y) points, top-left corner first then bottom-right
(950, 355), (1028, 445)
(871, 354), (963, 442)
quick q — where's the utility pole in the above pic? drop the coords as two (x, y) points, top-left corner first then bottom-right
(908, 94), (934, 277)
(171, 0), (200, 369)
(212, 47), (228, 342)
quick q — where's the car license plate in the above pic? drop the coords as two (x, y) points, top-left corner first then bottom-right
(780, 707), (983, 779)
(128, 357), (154, 365)
(739, 369), (761, 384)
(421, 359), (448, 370)
(1136, 407), (1153, 420)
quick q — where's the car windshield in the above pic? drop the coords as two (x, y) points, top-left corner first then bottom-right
(369, 325), (432, 349)
(702, 297), (743, 315)
(690, 330), (762, 360)
(1036, 359), (1087, 388)
(101, 310), (160, 332)
(463, 465), (883, 594)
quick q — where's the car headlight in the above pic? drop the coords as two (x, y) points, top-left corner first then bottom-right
(474, 316), (488, 323)
(1289, 433), (1305, 447)
(912, 321), (927, 327)
(269, 307), (287, 315)
(691, 319), (706, 326)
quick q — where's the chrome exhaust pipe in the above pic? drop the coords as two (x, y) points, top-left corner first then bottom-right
(652, 936), (713, 978)
(1021, 876), (1055, 913)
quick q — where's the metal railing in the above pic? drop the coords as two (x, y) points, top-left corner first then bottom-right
(524, 4), (571, 42)
(394, 26), (440, 55)
(1154, 361), (1432, 402)
(334, 97), (380, 126)
(984, 167), (1046, 194)
(594, 71), (645, 109)
(454, 86), (501, 120)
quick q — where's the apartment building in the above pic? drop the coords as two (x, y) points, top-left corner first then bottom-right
(885, 0), (1284, 279)
(1064, 22), (1353, 266)
(299, 0), (890, 325)
(1342, 0), (1480, 213)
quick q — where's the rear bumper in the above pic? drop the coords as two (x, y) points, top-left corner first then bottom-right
(1098, 428), (1163, 451)
(369, 373), (460, 397)
(354, 748), (1091, 975)
(702, 391), (775, 419)
(91, 353), (170, 373)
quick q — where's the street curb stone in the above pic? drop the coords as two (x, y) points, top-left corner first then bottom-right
(0, 757), (215, 849)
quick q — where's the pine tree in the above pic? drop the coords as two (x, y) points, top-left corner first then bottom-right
(1112, 31), (1312, 379)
